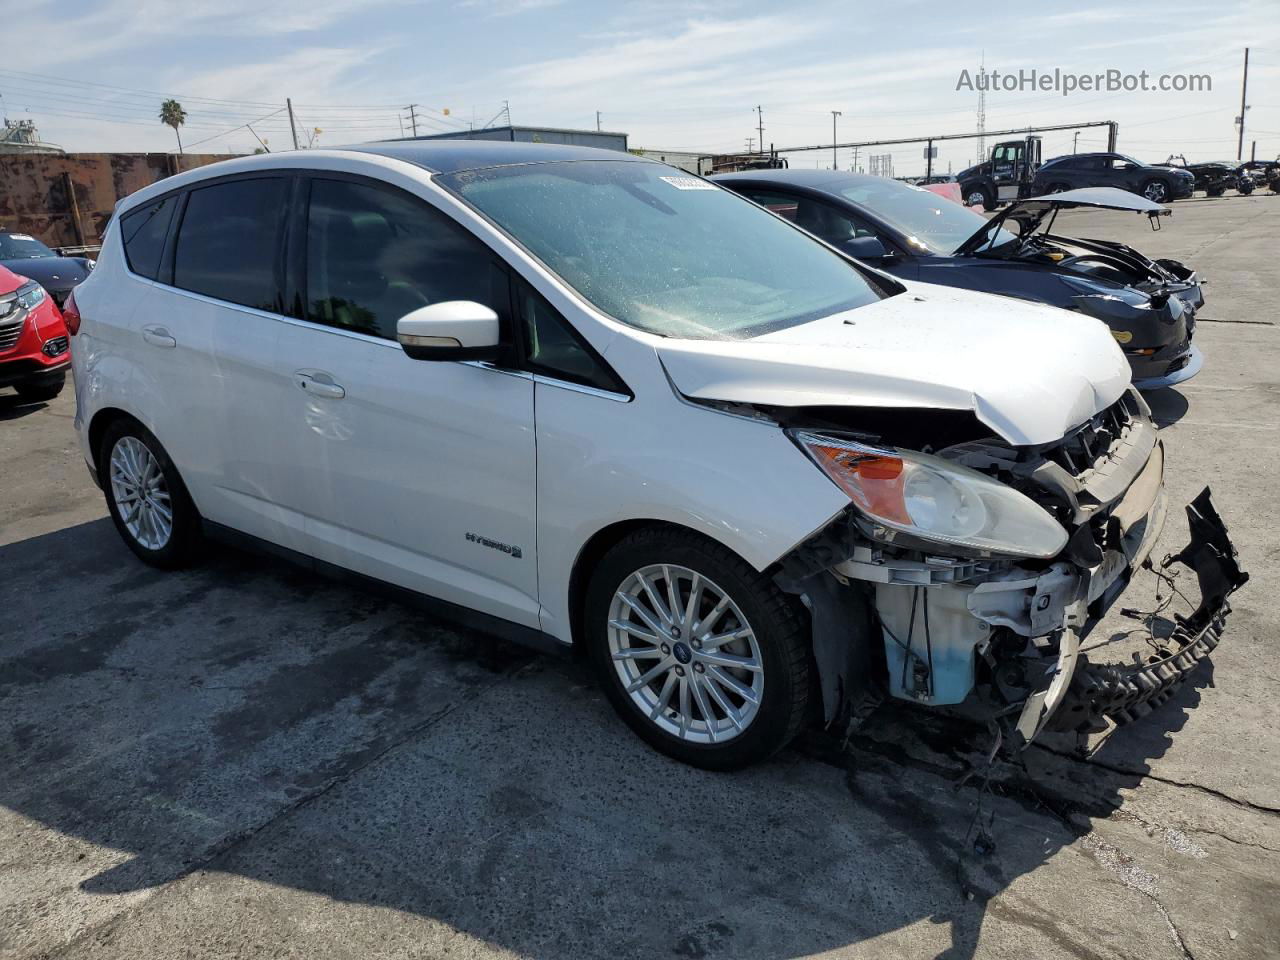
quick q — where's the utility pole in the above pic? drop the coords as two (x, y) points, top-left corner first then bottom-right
(1073, 130), (1080, 154)
(830, 110), (841, 169)
(1236, 48), (1250, 162)
(596, 111), (602, 131)
(852, 145), (859, 173)
(745, 137), (755, 154)
(404, 104), (420, 138)
(755, 105), (764, 154)
(286, 98), (299, 150)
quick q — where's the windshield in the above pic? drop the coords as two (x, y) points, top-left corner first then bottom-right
(837, 179), (1017, 254)
(0, 233), (56, 260)
(438, 161), (884, 340)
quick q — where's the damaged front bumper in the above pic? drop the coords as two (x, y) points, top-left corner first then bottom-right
(1000, 486), (1246, 744)
(781, 392), (1247, 748)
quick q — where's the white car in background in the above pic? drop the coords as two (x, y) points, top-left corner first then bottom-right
(65, 143), (1246, 769)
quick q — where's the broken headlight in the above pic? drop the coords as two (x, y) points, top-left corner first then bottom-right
(792, 432), (1068, 559)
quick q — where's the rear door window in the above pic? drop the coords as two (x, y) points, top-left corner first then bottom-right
(173, 178), (289, 312)
(304, 177), (507, 340)
(119, 195), (178, 280)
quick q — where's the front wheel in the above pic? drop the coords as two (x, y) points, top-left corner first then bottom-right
(586, 528), (811, 770)
(964, 185), (994, 211)
(97, 419), (202, 568)
(1142, 179), (1171, 203)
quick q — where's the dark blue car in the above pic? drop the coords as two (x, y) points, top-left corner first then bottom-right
(0, 232), (95, 308)
(713, 171), (1202, 389)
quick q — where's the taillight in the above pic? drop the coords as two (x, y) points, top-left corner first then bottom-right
(63, 288), (81, 336)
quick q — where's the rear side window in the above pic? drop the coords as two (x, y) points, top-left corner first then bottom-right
(173, 178), (288, 312)
(119, 196), (177, 280)
(305, 178), (505, 340)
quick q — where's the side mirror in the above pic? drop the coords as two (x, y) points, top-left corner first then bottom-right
(840, 235), (889, 260)
(397, 301), (500, 361)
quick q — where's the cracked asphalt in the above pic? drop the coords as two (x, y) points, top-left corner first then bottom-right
(2, 193), (1278, 960)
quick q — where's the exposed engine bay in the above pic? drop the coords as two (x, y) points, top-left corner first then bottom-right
(1004, 232), (1199, 305)
(765, 389), (1248, 750)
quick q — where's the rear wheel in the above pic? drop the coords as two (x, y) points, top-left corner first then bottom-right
(586, 528), (810, 770)
(97, 419), (202, 568)
(14, 374), (65, 403)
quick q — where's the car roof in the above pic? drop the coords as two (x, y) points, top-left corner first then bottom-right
(113, 140), (657, 219)
(339, 139), (651, 174)
(711, 169), (883, 190)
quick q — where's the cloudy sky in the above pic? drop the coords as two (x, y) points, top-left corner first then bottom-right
(2, 0), (1276, 175)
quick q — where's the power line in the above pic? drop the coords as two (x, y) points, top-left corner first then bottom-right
(0, 67), (405, 111)
(0, 82), (407, 132)
(181, 107), (288, 149)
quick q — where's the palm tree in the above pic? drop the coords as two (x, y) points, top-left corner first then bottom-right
(159, 99), (187, 154)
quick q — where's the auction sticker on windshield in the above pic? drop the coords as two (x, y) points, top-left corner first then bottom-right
(659, 176), (717, 190)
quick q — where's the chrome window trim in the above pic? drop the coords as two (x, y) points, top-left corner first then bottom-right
(530, 373), (631, 402)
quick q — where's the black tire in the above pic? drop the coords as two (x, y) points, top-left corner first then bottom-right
(963, 184), (994, 211)
(1141, 178), (1172, 203)
(96, 418), (202, 569)
(585, 527), (810, 770)
(1206, 185), (1225, 198)
(1237, 179), (1254, 196)
(14, 374), (65, 403)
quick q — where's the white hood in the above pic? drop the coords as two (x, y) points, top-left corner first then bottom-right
(657, 282), (1132, 446)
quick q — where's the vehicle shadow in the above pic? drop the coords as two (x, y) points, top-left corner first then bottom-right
(0, 519), (1209, 960)
(1144, 386), (1190, 427)
(0, 393), (49, 421)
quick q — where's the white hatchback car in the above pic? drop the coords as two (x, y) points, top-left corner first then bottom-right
(68, 142), (1245, 769)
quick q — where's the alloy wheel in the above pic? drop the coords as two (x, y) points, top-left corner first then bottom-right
(607, 564), (764, 744)
(109, 436), (173, 550)
(1144, 181), (1169, 202)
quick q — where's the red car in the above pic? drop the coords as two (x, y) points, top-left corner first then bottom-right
(0, 263), (71, 402)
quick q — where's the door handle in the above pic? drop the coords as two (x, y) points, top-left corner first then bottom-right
(294, 369), (346, 400)
(141, 325), (176, 348)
